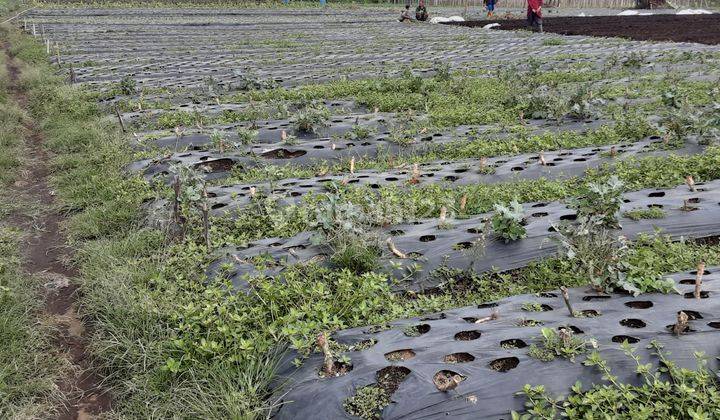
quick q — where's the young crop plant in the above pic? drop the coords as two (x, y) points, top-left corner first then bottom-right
(292, 102), (330, 133)
(553, 216), (675, 295)
(310, 188), (381, 274)
(568, 176), (624, 228)
(345, 124), (374, 141)
(236, 126), (258, 145)
(527, 327), (597, 362)
(118, 74), (136, 95)
(514, 341), (720, 419)
(492, 201), (527, 242)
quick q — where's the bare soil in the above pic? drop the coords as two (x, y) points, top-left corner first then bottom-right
(2, 43), (111, 419)
(449, 14), (720, 45)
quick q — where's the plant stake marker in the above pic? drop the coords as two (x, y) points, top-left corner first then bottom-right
(539, 152), (546, 166)
(115, 106), (126, 132)
(610, 146), (617, 158)
(685, 175), (696, 192)
(560, 286), (575, 317)
(386, 237), (407, 259)
(474, 309), (499, 324)
(695, 261), (705, 299)
(202, 186), (211, 251)
(460, 194), (467, 212)
(350, 157), (355, 175)
(316, 333), (335, 376)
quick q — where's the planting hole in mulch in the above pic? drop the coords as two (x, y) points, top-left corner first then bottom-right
(193, 158), (235, 172)
(404, 324), (431, 337)
(260, 148), (307, 159)
(454, 330), (482, 341)
(433, 370), (467, 391)
(680, 310), (703, 320)
(684, 291), (710, 299)
(620, 318), (647, 328)
(320, 360), (353, 378)
(376, 366), (412, 395)
(612, 335), (640, 344)
(446, 15), (720, 45)
(385, 349), (416, 362)
(488, 357), (520, 373)
(443, 352), (476, 363)
(560, 325), (584, 334)
(708, 322), (720, 329)
(500, 338), (527, 349)
(625, 300), (654, 309)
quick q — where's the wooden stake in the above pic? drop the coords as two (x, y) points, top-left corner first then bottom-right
(114, 106), (126, 132)
(479, 157), (487, 172)
(695, 261), (705, 299)
(202, 186), (211, 251)
(386, 237), (407, 259)
(408, 163), (420, 185)
(249, 186), (256, 197)
(459, 194), (468, 212)
(350, 156), (355, 175)
(54, 43), (62, 68)
(316, 333), (335, 376)
(474, 309), (499, 324)
(609, 145), (617, 158)
(560, 286), (575, 317)
(539, 152), (546, 166)
(439, 206), (447, 224)
(68, 64), (77, 84)
(172, 175), (181, 224)
(685, 175), (696, 192)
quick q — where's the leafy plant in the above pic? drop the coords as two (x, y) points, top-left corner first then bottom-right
(568, 176), (624, 228)
(236, 127), (258, 145)
(345, 124), (374, 140)
(492, 201), (527, 242)
(344, 385), (390, 420)
(554, 216), (675, 295)
(292, 102), (330, 133)
(515, 341), (720, 419)
(310, 189), (381, 274)
(118, 75), (136, 95)
(527, 327), (596, 362)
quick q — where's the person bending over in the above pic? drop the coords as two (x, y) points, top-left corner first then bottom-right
(527, 0), (543, 32)
(416, 0), (429, 21)
(399, 5), (414, 22)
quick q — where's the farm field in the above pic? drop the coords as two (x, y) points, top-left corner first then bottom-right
(2, 2), (720, 419)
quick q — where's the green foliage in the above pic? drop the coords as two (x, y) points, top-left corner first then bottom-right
(292, 101), (330, 133)
(492, 201), (527, 242)
(344, 385), (390, 420)
(521, 302), (545, 312)
(237, 127), (258, 145)
(527, 327), (596, 362)
(568, 176), (624, 228)
(310, 189), (381, 274)
(118, 74), (137, 95)
(553, 217), (676, 295)
(515, 341), (720, 419)
(623, 207), (666, 221)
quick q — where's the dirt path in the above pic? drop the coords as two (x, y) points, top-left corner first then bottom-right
(2, 42), (111, 419)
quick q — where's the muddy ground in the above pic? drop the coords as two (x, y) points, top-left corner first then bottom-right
(449, 14), (720, 45)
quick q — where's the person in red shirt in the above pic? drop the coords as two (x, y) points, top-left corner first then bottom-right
(527, 0), (543, 32)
